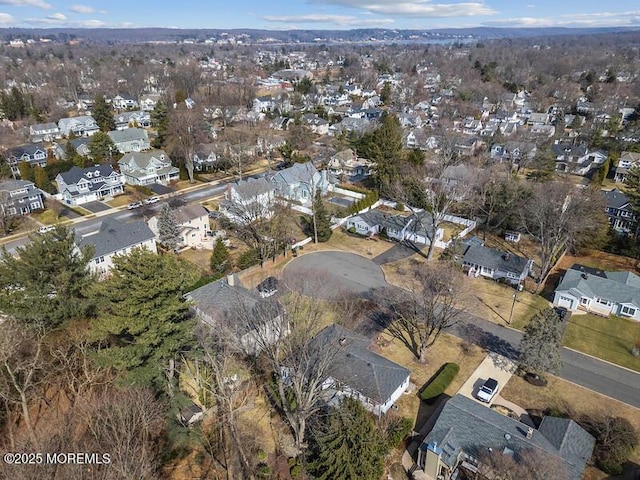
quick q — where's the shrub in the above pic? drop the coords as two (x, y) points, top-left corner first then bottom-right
(237, 249), (260, 270)
(419, 363), (460, 401)
(290, 464), (303, 478)
(384, 417), (413, 448)
(133, 185), (154, 196)
(587, 416), (638, 474)
(348, 226), (356, 234)
(395, 202), (404, 211)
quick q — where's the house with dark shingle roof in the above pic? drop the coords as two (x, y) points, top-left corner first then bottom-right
(55, 164), (124, 206)
(7, 143), (48, 177)
(310, 324), (410, 416)
(186, 275), (288, 355)
(148, 203), (210, 249)
(345, 209), (444, 246)
(269, 162), (328, 205)
(417, 394), (594, 480)
(603, 188), (636, 234)
(0, 179), (45, 215)
(75, 217), (156, 276)
(118, 149), (179, 186)
(108, 128), (151, 153)
(462, 242), (532, 286)
(553, 263), (640, 320)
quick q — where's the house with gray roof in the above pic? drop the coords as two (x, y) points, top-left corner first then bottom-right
(220, 177), (277, 224)
(118, 150), (179, 186)
(57, 115), (99, 137)
(345, 209), (443, 246)
(0, 179), (45, 216)
(553, 263), (640, 320)
(614, 151), (640, 183)
(416, 394), (594, 480)
(462, 243), (532, 285)
(114, 110), (150, 130)
(603, 188), (636, 234)
(55, 164), (124, 206)
(193, 143), (219, 172)
(310, 324), (410, 416)
(75, 217), (157, 276)
(148, 203), (210, 249)
(29, 122), (60, 142)
(7, 143), (48, 177)
(108, 128), (151, 153)
(186, 275), (288, 355)
(269, 162), (327, 206)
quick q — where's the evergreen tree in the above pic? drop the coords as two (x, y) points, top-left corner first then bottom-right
(17, 161), (34, 181)
(209, 237), (230, 275)
(0, 226), (95, 329)
(518, 308), (563, 380)
(311, 189), (332, 243)
(158, 203), (181, 251)
(308, 398), (385, 480)
(88, 131), (117, 163)
(151, 100), (169, 148)
(64, 141), (86, 167)
(33, 165), (53, 194)
(92, 94), (115, 132)
(623, 165), (640, 238)
(356, 113), (403, 192)
(92, 249), (198, 387)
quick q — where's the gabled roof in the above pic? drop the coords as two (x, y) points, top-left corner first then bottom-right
(463, 245), (530, 275)
(173, 204), (208, 224)
(231, 177), (274, 200)
(8, 142), (46, 158)
(353, 209), (409, 232)
(108, 128), (149, 143)
(57, 164), (118, 185)
(311, 324), (410, 405)
(30, 122), (58, 131)
(0, 179), (37, 192)
(75, 218), (155, 258)
(272, 162), (318, 186)
(118, 149), (171, 169)
(603, 188), (631, 210)
(556, 265), (640, 306)
(423, 395), (594, 480)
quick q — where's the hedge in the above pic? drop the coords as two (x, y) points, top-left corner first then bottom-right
(348, 190), (379, 215)
(419, 363), (460, 401)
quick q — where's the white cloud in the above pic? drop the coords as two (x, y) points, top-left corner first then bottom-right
(483, 10), (640, 28)
(0, 12), (16, 25)
(263, 13), (394, 26)
(308, 0), (496, 17)
(69, 4), (95, 13)
(0, 0), (51, 8)
(47, 12), (65, 20)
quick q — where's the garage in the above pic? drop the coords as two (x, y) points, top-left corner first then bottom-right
(556, 295), (575, 310)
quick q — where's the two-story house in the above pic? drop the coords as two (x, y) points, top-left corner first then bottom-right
(7, 143), (48, 177)
(220, 177), (277, 224)
(148, 204), (210, 249)
(603, 188), (636, 234)
(29, 122), (61, 142)
(118, 150), (179, 186)
(327, 149), (373, 182)
(193, 143), (219, 172)
(58, 115), (100, 137)
(139, 93), (162, 112)
(75, 218), (157, 277)
(108, 128), (151, 153)
(270, 162), (328, 206)
(552, 139), (607, 176)
(114, 111), (151, 130)
(112, 93), (139, 110)
(55, 164), (124, 205)
(614, 151), (640, 183)
(0, 179), (45, 215)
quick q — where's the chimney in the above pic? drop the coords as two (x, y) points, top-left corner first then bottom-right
(503, 253), (510, 261)
(227, 274), (235, 287)
(526, 427), (534, 439)
(339, 337), (347, 346)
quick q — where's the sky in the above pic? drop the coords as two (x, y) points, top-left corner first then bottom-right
(0, 0), (639, 30)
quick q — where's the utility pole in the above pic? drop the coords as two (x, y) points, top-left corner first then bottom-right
(507, 282), (523, 325)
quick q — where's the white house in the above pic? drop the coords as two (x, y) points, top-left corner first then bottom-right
(327, 149), (373, 182)
(29, 122), (60, 142)
(7, 143), (48, 177)
(345, 209), (444, 246)
(461, 242), (532, 286)
(270, 162), (328, 206)
(310, 324), (410, 416)
(58, 115), (100, 137)
(140, 93), (162, 112)
(220, 177), (277, 224)
(108, 128), (151, 153)
(75, 218), (157, 277)
(55, 164), (124, 206)
(0, 180), (45, 215)
(118, 150), (179, 186)
(553, 264), (640, 321)
(614, 151), (640, 183)
(148, 204), (211, 249)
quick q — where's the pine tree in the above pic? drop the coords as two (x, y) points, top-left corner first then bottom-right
(210, 237), (230, 275)
(92, 249), (198, 387)
(308, 398), (385, 480)
(33, 165), (53, 194)
(158, 203), (181, 251)
(17, 161), (34, 181)
(151, 100), (168, 148)
(623, 165), (640, 238)
(518, 308), (563, 380)
(88, 131), (117, 163)
(92, 94), (115, 132)
(311, 189), (332, 243)
(0, 226), (95, 329)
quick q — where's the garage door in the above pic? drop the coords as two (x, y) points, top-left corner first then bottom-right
(556, 296), (574, 310)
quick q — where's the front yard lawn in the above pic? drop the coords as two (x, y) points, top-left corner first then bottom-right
(563, 313), (640, 372)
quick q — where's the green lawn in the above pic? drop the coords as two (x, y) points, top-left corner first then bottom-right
(563, 313), (640, 372)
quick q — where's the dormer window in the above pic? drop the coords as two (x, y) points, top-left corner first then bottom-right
(86, 172), (93, 178)
(94, 170), (100, 177)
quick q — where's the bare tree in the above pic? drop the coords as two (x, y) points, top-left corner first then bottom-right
(475, 448), (570, 480)
(384, 262), (466, 363)
(519, 182), (609, 290)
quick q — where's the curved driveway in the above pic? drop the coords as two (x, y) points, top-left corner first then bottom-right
(282, 251), (389, 299)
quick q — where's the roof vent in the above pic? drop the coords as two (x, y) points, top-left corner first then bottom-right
(339, 337), (347, 346)
(503, 253), (510, 261)
(504, 433), (511, 441)
(526, 427), (534, 439)
(581, 273), (588, 280)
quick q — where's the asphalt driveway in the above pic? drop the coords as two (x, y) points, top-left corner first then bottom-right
(282, 251), (389, 299)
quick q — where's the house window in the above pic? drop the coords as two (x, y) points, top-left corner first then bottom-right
(595, 298), (611, 306)
(30, 202), (41, 210)
(621, 305), (636, 317)
(95, 256), (105, 264)
(580, 298), (590, 305)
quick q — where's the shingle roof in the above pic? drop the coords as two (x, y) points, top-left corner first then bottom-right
(231, 177), (274, 200)
(75, 218), (155, 258)
(57, 164), (117, 185)
(272, 162), (318, 186)
(173, 204), (208, 224)
(353, 210), (410, 232)
(556, 267), (640, 306)
(423, 395), (594, 480)
(603, 188), (631, 210)
(108, 128), (149, 143)
(311, 324), (410, 405)
(463, 245), (530, 275)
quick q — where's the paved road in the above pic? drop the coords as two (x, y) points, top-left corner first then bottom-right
(285, 251), (640, 409)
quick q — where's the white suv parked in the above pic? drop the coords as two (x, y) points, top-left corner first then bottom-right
(477, 378), (499, 403)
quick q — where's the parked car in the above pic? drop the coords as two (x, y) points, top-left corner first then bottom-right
(476, 378), (499, 403)
(257, 276), (278, 298)
(144, 196), (160, 205)
(38, 225), (55, 234)
(554, 306), (568, 321)
(127, 201), (143, 210)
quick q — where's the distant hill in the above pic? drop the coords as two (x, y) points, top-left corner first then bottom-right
(0, 26), (638, 45)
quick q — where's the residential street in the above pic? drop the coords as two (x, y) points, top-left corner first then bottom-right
(286, 251), (640, 410)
